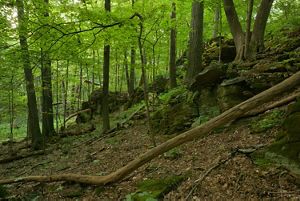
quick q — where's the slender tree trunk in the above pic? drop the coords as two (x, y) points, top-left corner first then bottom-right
(213, 1), (221, 38)
(86, 63), (90, 97)
(92, 50), (95, 92)
(63, 60), (69, 130)
(102, 0), (111, 133)
(244, 0), (254, 58)
(78, 62), (83, 110)
(169, 2), (177, 88)
(9, 76), (14, 154)
(129, 47), (136, 96)
(56, 61), (59, 133)
(16, 0), (43, 150)
(124, 50), (131, 94)
(186, 0), (204, 82)
(137, 16), (156, 147)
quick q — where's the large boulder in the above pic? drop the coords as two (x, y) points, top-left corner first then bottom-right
(217, 77), (252, 112)
(190, 62), (226, 91)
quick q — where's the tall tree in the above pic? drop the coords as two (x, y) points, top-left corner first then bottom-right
(41, 0), (55, 138)
(169, 2), (177, 88)
(186, 0), (204, 82)
(223, 0), (274, 60)
(244, 0), (254, 58)
(102, 0), (111, 133)
(16, 0), (43, 150)
(213, 1), (221, 38)
(128, 0), (136, 97)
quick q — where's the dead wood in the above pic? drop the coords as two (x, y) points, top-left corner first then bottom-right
(0, 71), (300, 186)
(65, 109), (91, 124)
(245, 90), (300, 117)
(0, 150), (45, 164)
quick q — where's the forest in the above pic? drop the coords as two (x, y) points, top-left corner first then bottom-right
(0, 0), (300, 200)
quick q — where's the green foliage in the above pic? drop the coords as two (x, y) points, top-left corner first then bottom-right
(159, 86), (188, 104)
(0, 122), (27, 142)
(250, 109), (284, 133)
(192, 106), (220, 127)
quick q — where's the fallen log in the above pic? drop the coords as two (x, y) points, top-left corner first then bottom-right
(245, 89), (300, 117)
(0, 71), (300, 186)
(0, 150), (45, 164)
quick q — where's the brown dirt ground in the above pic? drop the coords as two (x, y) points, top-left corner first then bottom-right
(1, 115), (300, 200)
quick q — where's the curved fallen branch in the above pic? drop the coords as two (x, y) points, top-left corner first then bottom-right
(0, 71), (300, 186)
(65, 109), (91, 124)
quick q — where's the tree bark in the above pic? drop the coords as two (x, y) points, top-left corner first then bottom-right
(213, 1), (221, 39)
(223, 0), (245, 61)
(169, 2), (177, 88)
(1, 71), (300, 186)
(244, 0), (254, 58)
(186, 0), (204, 82)
(247, 0), (274, 59)
(223, 0), (274, 61)
(102, 0), (111, 133)
(16, 0), (43, 150)
(41, 0), (55, 138)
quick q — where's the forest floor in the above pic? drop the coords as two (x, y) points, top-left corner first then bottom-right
(1, 108), (300, 200)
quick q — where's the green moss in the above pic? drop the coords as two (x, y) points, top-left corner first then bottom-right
(250, 109), (284, 133)
(253, 138), (300, 174)
(0, 185), (8, 198)
(127, 175), (186, 201)
(159, 86), (188, 104)
(105, 137), (119, 145)
(163, 148), (182, 160)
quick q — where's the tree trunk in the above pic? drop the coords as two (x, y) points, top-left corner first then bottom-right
(124, 49), (131, 94)
(1, 71), (300, 186)
(63, 60), (69, 130)
(213, 1), (221, 39)
(169, 2), (177, 88)
(41, 49), (55, 137)
(102, 0), (111, 133)
(247, 0), (274, 59)
(129, 47), (136, 96)
(186, 0), (204, 82)
(16, 0), (43, 150)
(244, 0), (254, 58)
(223, 0), (274, 61)
(41, 0), (55, 138)
(137, 16), (156, 147)
(223, 0), (245, 61)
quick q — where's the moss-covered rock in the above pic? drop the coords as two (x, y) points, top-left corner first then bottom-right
(283, 98), (300, 141)
(250, 109), (284, 133)
(253, 100), (300, 174)
(217, 77), (250, 112)
(151, 102), (194, 135)
(151, 87), (195, 135)
(126, 175), (185, 201)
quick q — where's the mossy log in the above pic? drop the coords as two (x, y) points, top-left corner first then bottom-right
(1, 71), (300, 186)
